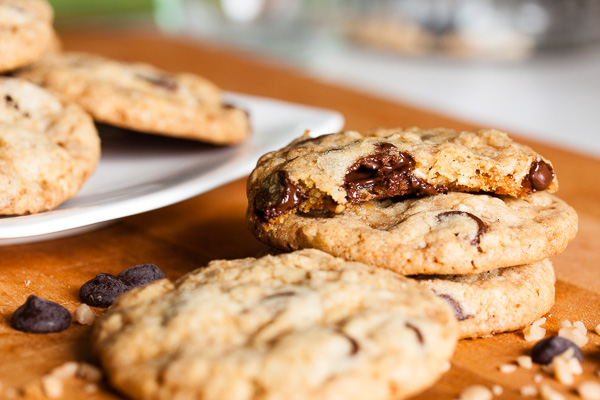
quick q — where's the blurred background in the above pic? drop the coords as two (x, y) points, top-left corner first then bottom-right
(49, 0), (600, 156)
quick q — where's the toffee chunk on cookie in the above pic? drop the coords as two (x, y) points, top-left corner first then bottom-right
(0, 77), (100, 215)
(247, 128), (558, 225)
(93, 249), (458, 400)
(16, 52), (251, 144)
(0, 0), (56, 72)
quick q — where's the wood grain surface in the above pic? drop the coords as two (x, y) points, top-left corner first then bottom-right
(1, 28), (599, 399)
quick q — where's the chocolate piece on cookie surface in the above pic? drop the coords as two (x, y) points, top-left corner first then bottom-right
(247, 128), (558, 225)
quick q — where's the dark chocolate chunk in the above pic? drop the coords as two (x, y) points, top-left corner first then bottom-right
(436, 293), (472, 321)
(10, 295), (71, 333)
(531, 336), (582, 365)
(255, 171), (307, 222)
(337, 329), (360, 355)
(137, 74), (178, 91)
(344, 150), (444, 204)
(436, 211), (488, 246)
(79, 273), (130, 308)
(264, 291), (296, 300)
(118, 264), (166, 288)
(406, 322), (424, 344)
(528, 160), (554, 192)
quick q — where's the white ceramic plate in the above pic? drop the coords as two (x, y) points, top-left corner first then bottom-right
(0, 93), (344, 245)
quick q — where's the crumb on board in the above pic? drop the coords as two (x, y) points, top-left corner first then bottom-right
(539, 383), (565, 400)
(517, 355), (533, 369)
(524, 317), (546, 341)
(457, 384), (493, 400)
(73, 303), (95, 325)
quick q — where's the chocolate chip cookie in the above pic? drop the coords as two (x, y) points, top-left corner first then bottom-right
(0, 77), (100, 215)
(248, 191), (577, 275)
(413, 259), (555, 338)
(247, 128), (558, 225)
(0, 0), (56, 72)
(16, 52), (251, 144)
(93, 249), (458, 400)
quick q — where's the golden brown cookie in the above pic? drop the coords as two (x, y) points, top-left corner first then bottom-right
(17, 52), (251, 144)
(0, 77), (100, 214)
(94, 249), (458, 400)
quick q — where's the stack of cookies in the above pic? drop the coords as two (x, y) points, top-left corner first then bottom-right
(0, 0), (251, 216)
(246, 127), (578, 339)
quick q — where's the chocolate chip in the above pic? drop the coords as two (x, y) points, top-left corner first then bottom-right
(436, 211), (488, 246)
(406, 322), (424, 344)
(528, 160), (554, 192)
(118, 264), (166, 288)
(79, 273), (130, 308)
(264, 291), (296, 300)
(10, 295), (71, 333)
(254, 171), (307, 222)
(344, 150), (444, 204)
(137, 74), (178, 91)
(337, 329), (360, 355)
(436, 293), (472, 321)
(531, 336), (583, 365)
(4, 95), (18, 110)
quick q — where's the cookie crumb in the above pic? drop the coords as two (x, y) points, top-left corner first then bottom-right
(499, 363), (517, 373)
(558, 320), (572, 329)
(491, 384), (503, 396)
(558, 325), (588, 347)
(534, 374), (543, 383)
(76, 363), (102, 383)
(524, 317), (546, 341)
(458, 384), (493, 400)
(520, 384), (538, 396)
(517, 355), (533, 369)
(24, 279), (30, 286)
(594, 324), (600, 336)
(539, 383), (565, 400)
(543, 348), (582, 385)
(578, 381), (600, 400)
(41, 374), (63, 398)
(73, 304), (95, 325)
(574, 321), (587, 334)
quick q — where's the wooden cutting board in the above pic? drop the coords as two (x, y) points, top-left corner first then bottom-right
(1, 29), (599, 399)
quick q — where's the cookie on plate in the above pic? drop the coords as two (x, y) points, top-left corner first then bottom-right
(16, 52), (251, 144)
(248, 191), (577, 275)
(412, 259), (555, 338)
(0, 77), (100, 215)
(247, 128), (558, 224)
(93, 249), (458, 400)
(0, 0), (56, 73)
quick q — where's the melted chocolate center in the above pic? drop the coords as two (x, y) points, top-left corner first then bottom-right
(437, 211), (488, 246)
(528, 160), (554, 191)
(344, 145), (444, 204)
(255, 171), (307, 222)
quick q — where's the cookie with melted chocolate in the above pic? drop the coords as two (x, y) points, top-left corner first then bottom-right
(247, 128), (559, 226)
(248, 191), (577, 275)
